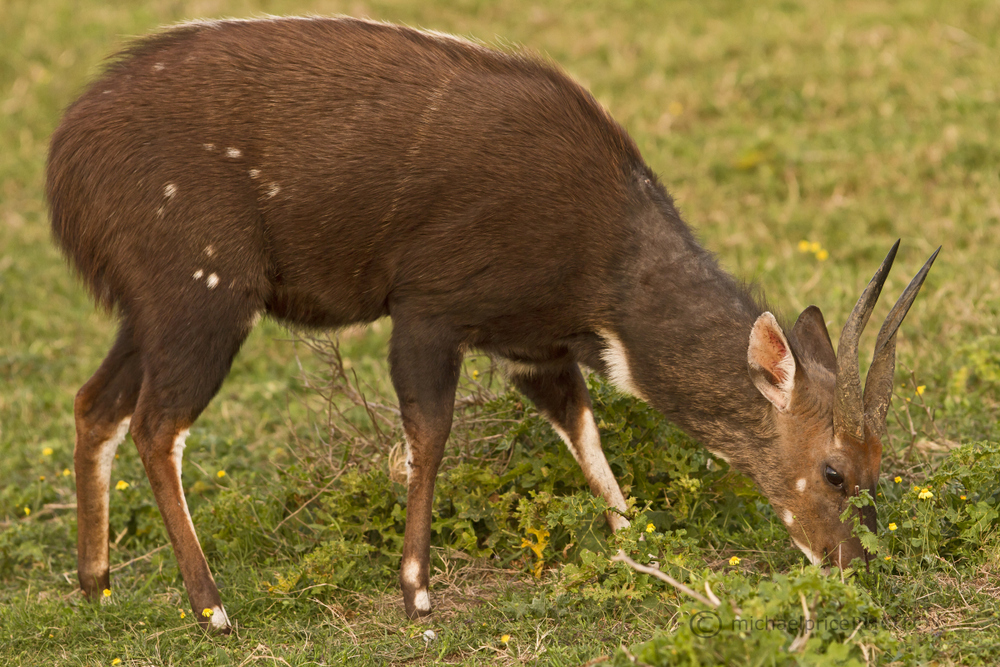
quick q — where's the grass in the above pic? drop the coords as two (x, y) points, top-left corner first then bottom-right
(2, 0), (999, 664)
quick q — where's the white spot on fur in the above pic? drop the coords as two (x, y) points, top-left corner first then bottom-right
(153, 63), (165, 72)
(164, 183), (177, 198)
(248, 311), (263, 329)
(156, 206), (164, 218)
(414, 590), (431, 613)
(102, 90), (112, 94)
(598, 330), (646, 401)
(266, 183), (280, 198)
(796, 478), (807, 493)
(248, 168), (261, 179)
(707, 448), (731, 464)
(208, 605), (230, 631)
(203, 143), (215, 151)
(206, 273), (219, 289)
(225, 147), (242, 158)
(783, 510), (794, 526)
(193, 269), (204, 280)
(204, 245), (215, 257)
(792, 537), (823, 566)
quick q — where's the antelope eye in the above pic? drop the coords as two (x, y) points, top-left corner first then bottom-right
(825, 465), (845, 488)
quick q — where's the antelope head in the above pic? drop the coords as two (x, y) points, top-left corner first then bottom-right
(747, 241), (939, 569)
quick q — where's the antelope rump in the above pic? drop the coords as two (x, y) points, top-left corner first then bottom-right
(47, 17), (938, 631)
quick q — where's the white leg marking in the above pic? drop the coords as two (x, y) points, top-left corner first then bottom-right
(597, 330), (647, 401)
(206, 273), (219, 289)
(95, 417), (132, 486)
(402, 558), (421, 589)
(414, 590), (431, 613)
(171, 429), (194, 523)
(576, 408), (630, 531)
(208, 605), (231, 630)
(782, 510), (794, 526)
(551, 424), (581, 464)
(792, 538), (823, 566)
(796, 478), (807, 493)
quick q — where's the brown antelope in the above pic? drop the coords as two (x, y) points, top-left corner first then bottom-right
(48, 16), (937, 631)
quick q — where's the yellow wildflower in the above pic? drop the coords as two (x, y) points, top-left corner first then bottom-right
(888, 523), (897, 531)
(180, 610), (186, 619)
(202, 608), (214, 618)
(112, 660), (122, 666)
(42, 447), (54, 456)
(645, 523), (655, 533)
(103, 589), (111, 597)
(729, 556), (741, 565)
(23, 507), (30, 516)
(63, 469), (71, 477)
(216, 470), (226, 478)
(38, 476), (45, 482)
(816, 249), (829, 261)
(115, 480), (130, 491)
(894, 476), (902, 483)
(960, 495), (967, 500)
(797, 240), (811, 252)
(501, 634), (511, 644)
(916, 385), (925, 396)
(668, 101), (684, 116)
(884, 556), (892, 561)
(918, 488), (934, 500)
(472, 369), (480, 380)
(808, 241), (821, 254)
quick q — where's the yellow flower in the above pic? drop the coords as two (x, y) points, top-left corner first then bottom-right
(888, 523), (897, 531)
(501, 634), (511, 644)
(216, 470), (226, 478)
(918, 488), (934, 500)
(112, 660), (121, 666)
(63, 469), (71, 476)
(472, 369), (480, 380)
(202, 608), (214, 618)
(23, 507), (30, 516)
(180, 610), (186, 619)
(797, 240), (811, 253)
(894, 476), (902, 483)
(960, 495), (967, 500)
(42, 447), (54, 456)
(115, 480), (130, 491)
(103, 589), (112, 598)
(916, 385), (925, 396)
(884, 556), (892, 561)
(645, 523), (655, 533)
(816, 249), (829, 261)
(729, 556), (741, 565)
(38, 476), (46, 482)
(668, 100), (684, 116)
(808, 241), (821, 254)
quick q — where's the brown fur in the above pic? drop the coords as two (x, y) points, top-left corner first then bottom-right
(48, 17), (933, 629)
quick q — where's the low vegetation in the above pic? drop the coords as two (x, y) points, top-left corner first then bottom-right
(2, 0), (998, 664)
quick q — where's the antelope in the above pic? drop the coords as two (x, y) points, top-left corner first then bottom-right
(47, 16), (938, 632)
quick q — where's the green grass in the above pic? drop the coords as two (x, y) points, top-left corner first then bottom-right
(2, 0), (999, 665)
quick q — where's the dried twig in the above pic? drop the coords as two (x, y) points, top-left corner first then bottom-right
(611, 551), (742, 614)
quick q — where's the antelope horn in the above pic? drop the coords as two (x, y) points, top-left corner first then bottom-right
(863, 246), (941, 436)
(834, 241), (899, 442)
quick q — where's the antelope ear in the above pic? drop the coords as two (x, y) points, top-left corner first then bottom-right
(748, 312), (796, 412)
(789, 305), (837, 373)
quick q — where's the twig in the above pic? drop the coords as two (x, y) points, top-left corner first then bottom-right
(611, 551), (741, 614)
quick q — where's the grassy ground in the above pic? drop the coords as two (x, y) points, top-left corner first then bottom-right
(2, 0), (999, 665)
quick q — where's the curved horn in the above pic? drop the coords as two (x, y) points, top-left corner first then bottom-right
(834, 241), (899, 442)
(863, 246), (941, 436)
